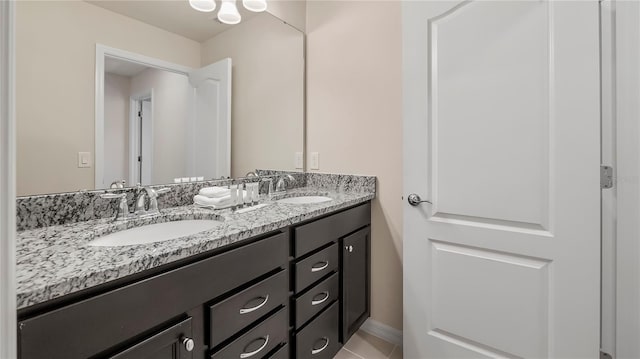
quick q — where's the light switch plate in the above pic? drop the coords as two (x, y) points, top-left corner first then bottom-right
(78, 152), (91, 168)
(294, 152), (303, 169)
(310, 152), (319, 170)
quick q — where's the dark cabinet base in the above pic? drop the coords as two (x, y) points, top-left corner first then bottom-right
(17, 202), (372, 359)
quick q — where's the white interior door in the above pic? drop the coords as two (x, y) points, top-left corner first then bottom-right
(613, 1), (640, 358)
(403, 1), (601, 358)
(188, 58), (231, 179)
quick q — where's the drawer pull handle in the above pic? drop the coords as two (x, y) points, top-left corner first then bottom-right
(311, 337), (330, 355)
(311, 291), (330, 306)
(311, 261), (329, 272)
(240, 335), (270, 358)
(239, 295), (269, 314)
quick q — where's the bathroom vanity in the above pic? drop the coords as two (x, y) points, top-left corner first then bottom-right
(15, 176), (374, 359)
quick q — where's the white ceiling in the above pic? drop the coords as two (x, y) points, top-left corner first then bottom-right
(86, 0), (258, 43)
(104, 57), (149, 77)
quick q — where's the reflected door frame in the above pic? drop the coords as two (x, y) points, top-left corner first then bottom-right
(128, 92), (153, 186)
(95, 44), (191, 189)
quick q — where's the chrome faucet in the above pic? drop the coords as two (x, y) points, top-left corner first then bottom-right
(134, 185), (171, 216)
(275, 174), (296, 193)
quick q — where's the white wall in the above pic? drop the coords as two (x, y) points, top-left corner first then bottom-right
(104, 73), (130, 186)
(130, 68), (192, 185)
(16, 1), (200, 195)
(201, 13), (304, 177)
(306, 1), (403, 330)
(0, 1), (16, 357)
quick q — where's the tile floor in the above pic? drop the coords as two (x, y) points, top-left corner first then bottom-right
(334, 330), (402, 359)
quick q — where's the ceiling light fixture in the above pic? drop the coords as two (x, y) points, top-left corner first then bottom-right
(217, 0), (241, 25)
(242, 0), (267, 12)
(189, 0), (216, 12)
(188, 0), (267, 24)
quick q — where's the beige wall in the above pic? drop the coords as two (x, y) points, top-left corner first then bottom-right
(268, 0), (307, 32)
(201, 13), (304, 178)
(306, 1), (403, 330)
(16, 1), (200, 195)
(103, 73), (130, 186)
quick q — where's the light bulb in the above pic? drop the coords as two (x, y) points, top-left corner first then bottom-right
(218, 0), (242, 24)
(242, 0), (267, 12)
(218, 0), (241, 24)
(189, 0), (216, 12)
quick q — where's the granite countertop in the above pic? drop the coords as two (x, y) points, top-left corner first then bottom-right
(16, 187), (374, 310)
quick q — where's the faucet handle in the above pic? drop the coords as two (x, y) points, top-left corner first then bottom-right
(100, 193), (129, 221)
(147, 187), (171, 213)
(100, 192), (126, 200)
(154, 187), (171, 196)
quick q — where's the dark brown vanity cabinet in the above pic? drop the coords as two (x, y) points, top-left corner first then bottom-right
(290, 203), (371, 358)
(341, 227), (371, 343)
(17, 201), (371, 359)
(17, 231), (289, 359)
(110, 317), (194, 359)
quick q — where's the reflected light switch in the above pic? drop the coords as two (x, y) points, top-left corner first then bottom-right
(78, 152), (91, 168)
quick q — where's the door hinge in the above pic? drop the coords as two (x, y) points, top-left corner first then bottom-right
(138, 156), (142, 162)
(601, 165), (614, 189)
(600, 350), (613, 359)
(138, 111), (142, 118)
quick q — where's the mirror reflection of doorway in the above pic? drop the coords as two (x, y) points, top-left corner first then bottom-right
(98, 47), (231, 188)
(131, 96), (152, 186)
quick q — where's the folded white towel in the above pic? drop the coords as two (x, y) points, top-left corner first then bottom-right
(193, 191), (248, 209)
(194, 194), (231, 207)
(199, 186), (231, 198)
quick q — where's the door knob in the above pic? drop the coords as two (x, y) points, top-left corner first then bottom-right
(408, 193), (431, 206)
(182, 337), (195, 352)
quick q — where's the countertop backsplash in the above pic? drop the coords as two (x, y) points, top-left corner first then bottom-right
(16, 171), (376, 231)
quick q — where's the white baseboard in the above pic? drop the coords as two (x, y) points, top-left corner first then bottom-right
(360, 318), (403, 347)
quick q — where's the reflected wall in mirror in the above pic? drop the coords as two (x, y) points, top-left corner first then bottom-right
(16, 0), (305, 196)
(98, 47), (231, 189)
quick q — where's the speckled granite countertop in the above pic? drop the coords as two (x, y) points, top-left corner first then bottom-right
(16, 187), (374, 310)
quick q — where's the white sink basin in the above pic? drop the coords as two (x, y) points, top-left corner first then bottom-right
(276, 196), (332, 204)
(88, 219), (222, 247)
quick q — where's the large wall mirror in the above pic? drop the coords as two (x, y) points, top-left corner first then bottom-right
(16, 0), (305, 196)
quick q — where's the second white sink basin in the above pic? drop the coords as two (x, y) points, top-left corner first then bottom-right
(276, 196), (332, 204)
(89, 219), (222, 247)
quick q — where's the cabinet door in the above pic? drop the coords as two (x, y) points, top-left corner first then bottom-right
(341, 227), (371, 343)
(110, 317), (193, 359)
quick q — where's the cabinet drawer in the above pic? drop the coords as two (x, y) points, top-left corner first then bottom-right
(209, 270), (288, 347)
(295, 302), (339, 359)
(293, 203), (371, 257)
(295, 243), (338, 293)
(18, 232), (288, 359)
(266, 344), (289, 359)
(211, 307), (288, 359)
(110, 317), (193, 359)
(294, 273), (339, 329)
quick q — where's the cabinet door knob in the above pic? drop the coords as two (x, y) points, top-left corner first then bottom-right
(182, 337), (195, 352)
(345, 245), (353, 253)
